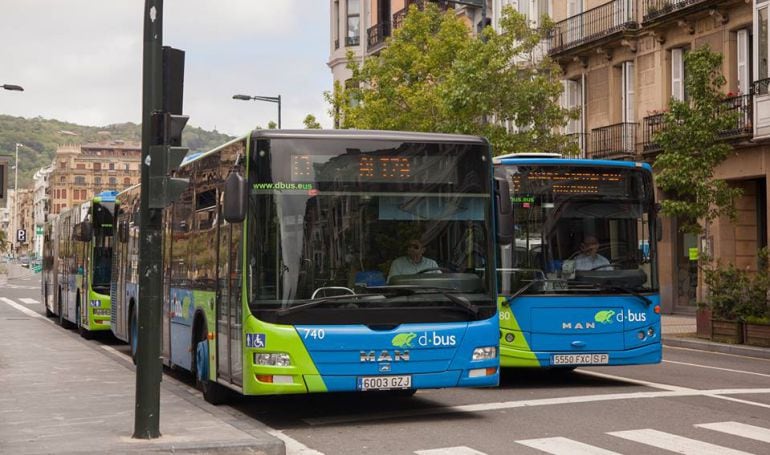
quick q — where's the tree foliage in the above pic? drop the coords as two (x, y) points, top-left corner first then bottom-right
(326, 4), (575, 155)
(654, 46), (741, 234)
(303, 114), (322, 129)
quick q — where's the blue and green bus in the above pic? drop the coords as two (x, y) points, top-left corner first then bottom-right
(43, 191), (117, 338)
(112, 130), (502, 403)
(494, 155), (661, 368)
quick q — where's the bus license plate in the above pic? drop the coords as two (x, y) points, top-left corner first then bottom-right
(552, 354), (609, 365)
(358, 375), (412, 391)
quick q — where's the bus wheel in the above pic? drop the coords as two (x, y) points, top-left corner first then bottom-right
(77, 301), (94, 339)
(194, 332), (229, 405)
(129, 307), (138, 365)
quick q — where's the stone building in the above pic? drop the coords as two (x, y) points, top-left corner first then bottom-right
(48, 141), (141, 216)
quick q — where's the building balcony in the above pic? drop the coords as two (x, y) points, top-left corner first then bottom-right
(548, 0), (639, 57)
(642, 0), (727, 25)
(393, 0), (450, 30)
(367, 21), (391, 53)
(589, 122), (638, 160)
(642, 93), (753, 159)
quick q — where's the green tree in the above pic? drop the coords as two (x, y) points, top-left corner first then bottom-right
(327, 4), (575, 155)
(654, 46), (742, 234)
(303, 114), (322, 129)
(0, 229), (8, 255)
(267, 121), (278, 130)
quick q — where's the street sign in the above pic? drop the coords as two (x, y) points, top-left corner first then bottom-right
(17, 229), (27, 243)
(35, 226), (43, 236)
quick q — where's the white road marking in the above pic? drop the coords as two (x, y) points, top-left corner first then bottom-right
(696, 421), (770, 443)
(302, 388), (770, 426)
(663, 360), (770, 378)
(517, 437), (621, 455)
(575, 369), (694, 391)
(608, 429), (755, 455)
(666, 345), (770, 362)
(19, 298), (39, 304)
(264, 429), (325, 455)
(415, 447), (487, 455)
(0, 297), (49, 321)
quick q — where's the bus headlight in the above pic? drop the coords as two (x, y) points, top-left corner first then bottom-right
(472, 346), (497, 361)
(254, 352), (292, 366)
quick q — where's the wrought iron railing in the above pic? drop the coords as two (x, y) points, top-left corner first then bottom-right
(590, 122), (638, 160)
(717, 93), (753, 140)
(548, 0), (638, 54)
(753, 78), (770, 96)
(367, 22), (391, 49)
(642, 113), (665, 154)
(642, 0), (711, 23)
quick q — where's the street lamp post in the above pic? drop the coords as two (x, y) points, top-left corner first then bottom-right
(14, 143), (21, 256)
(233, 94), (282, 129)
(2, 84), (24, 92)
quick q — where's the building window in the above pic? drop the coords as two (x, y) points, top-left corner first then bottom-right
(124, 177), (131, 185)
(671, 48), (685, 101)
(76, 163), (85, 170)
(74, 176), (86, 185)
(62, 189), (67, 198)
(109, 177), (117, 186)
(60, 176), (66, 183)
(94, 163), (101, 171)
(346, 0), (360, 46)
(622, 61), (635, 123)
(737, 29), (751, 95)
(517, 0), (550, 28)
(95, 177), (101, 185)
(333, 0), (340, 49)
(109, 163), (115, 171)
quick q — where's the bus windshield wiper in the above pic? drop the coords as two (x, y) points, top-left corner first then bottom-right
(366, 285), (480, 316)
(276, 293), (386, 316)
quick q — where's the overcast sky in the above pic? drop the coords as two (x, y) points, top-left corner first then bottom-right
(0, 1), (333, 136)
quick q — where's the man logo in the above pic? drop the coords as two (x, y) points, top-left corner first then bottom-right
(360, 350), (410, 362)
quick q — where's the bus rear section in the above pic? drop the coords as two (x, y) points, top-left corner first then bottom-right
(495, 158), (662, 368)
(152, 130), (500, 402)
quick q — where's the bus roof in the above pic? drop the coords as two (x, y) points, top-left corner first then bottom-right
(494, 156), (652, 172)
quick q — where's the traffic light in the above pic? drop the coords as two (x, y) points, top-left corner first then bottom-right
(148, 112), (189, 208)
(148, 46), (189, 209)
(0, 156), (8, 209)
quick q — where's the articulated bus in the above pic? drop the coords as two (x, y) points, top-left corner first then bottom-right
(111, 129), (502, 403)
(42, 191), (118, 338)
(494, 155), (661, 368)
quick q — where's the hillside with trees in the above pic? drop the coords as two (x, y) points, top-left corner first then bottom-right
(0, 115), (234, 188)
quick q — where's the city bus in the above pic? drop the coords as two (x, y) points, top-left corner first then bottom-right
(42, 191), (118, 338)
(494, 154), (661, 368)
(111, 129), (504, 403)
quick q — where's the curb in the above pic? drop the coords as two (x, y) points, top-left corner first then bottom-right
(663, 336), (770, 360)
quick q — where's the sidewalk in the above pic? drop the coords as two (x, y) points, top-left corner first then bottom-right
(661, 314), (770, 360)
(0, 276), (284, 455)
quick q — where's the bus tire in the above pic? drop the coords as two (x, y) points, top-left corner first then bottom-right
(77, 300), (94, 339)
(193, 326), (229, 405)
(129, 305), (138, 365)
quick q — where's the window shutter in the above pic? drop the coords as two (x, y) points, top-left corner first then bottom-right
(672, 48), (684, 101)
(623, 61), (635, 123)
(737, 29), (749, 95)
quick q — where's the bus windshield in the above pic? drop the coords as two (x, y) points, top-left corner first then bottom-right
(497, 164), (658, 295)
(91, 201), (114, 290)
(247, 137), (495, 323)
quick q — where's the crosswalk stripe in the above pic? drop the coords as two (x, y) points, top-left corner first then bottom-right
(516, 437), (621, 455)
(415, 447), (487, 455)
(696, 421), (770, 443)
(19, 298), (39, 304)
(608, 429), (755, 455)
(0, 297), (44, 319)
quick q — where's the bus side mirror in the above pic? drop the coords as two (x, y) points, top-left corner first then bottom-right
(224, 172), (247, 223)
(495, 177), (513, 246)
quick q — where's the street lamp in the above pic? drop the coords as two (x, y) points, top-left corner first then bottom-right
(2, 84), (24, 91)
(233, 94), (282, 129)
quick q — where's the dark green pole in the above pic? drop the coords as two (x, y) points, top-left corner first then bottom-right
(134, 0), (164, 439)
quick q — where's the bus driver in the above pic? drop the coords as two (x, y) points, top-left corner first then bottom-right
(387, 239), (439, 282)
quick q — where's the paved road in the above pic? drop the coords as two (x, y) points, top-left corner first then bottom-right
(3, 274), (770, 454)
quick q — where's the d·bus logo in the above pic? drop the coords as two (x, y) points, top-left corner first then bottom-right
(391, 331), (457, 348)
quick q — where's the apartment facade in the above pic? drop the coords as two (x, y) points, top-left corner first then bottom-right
(48, 141), (141, 216)
(329, 0), (490, 88)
